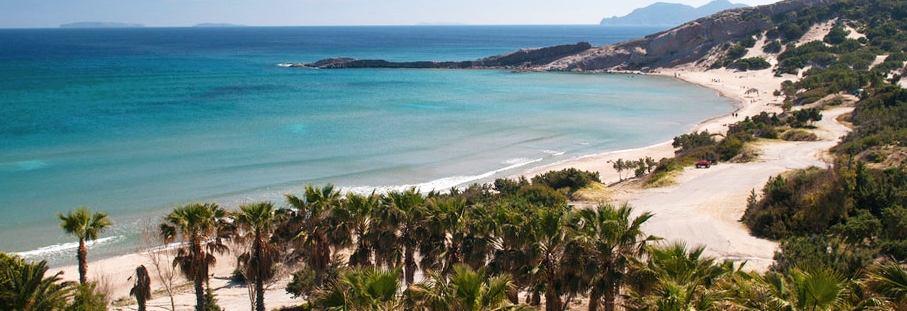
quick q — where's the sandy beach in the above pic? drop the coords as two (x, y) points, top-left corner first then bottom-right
(521, 65), (793, 186)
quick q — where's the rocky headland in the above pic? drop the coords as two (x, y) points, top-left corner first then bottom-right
(547, 0), (836, 71)
(290, 42), (593, 69)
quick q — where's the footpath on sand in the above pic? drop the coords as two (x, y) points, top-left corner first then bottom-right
(611, 106), (852, 272)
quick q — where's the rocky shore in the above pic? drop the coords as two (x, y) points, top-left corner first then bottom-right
(288, 42), (593, 69)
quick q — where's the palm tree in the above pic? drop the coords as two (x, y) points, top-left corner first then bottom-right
(407, 264), (527, 311)
(160, 202), (231, 311)
(234, 201), (285, 311)
(421, 196), (493, 275)
(315, 267), (403, 311)
(0, 253), (71, 311)
(487, 200), (540, 305)
(789, 267), (851, 310)
(865, 261), (907, 308)
(530, 205), (580, 311)
(720, 269), (808, 311)
(129, 265), (152, 311)
(574, 203), (658, 311)
(57, 206), (113, 284)
(725, 267), (851, 311)
(625, 242), (734, 311)
(376, 187), (427, 286)
(336, 191), (380, 267)
(286, 184), (347, 287)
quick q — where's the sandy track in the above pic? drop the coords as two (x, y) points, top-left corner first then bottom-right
(610, 107), (853, 271)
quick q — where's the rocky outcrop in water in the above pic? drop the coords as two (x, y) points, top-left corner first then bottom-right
(293, 42), (592, 69)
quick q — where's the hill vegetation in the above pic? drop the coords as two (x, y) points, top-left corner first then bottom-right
(714, 0), (907, 290)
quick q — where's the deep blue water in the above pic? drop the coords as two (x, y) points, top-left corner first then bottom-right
(0, 25), (733, 265)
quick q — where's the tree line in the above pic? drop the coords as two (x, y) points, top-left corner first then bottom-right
(8, 166), (907, 310)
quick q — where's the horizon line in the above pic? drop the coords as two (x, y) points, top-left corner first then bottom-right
(0, 23), (678, 30)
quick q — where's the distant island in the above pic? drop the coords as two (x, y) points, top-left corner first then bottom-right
(59, 22), (144, 28)
(600, 0), (748, 26)
(192, 23), (246, 28)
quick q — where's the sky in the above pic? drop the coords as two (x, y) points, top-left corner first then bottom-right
(0, 0), (782, 29)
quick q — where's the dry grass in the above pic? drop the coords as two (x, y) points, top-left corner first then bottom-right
(781, 129), (818, 141)
(644, 170), (680, 188)
(572, 182), (611, 202)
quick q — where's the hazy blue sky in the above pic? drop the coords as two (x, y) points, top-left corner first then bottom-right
(0, 0), (781, 28)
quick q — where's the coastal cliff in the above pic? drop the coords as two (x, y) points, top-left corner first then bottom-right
(546, 0), (836, 71)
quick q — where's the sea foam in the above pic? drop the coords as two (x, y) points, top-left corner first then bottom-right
(14, 235), (125, 259)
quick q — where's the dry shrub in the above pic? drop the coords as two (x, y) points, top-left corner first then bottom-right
(782, 129), (818, 141)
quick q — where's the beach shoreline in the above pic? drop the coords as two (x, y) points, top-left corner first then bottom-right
(521, 65), (790, 185)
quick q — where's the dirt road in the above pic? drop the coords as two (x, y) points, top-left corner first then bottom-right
(612, 107), (854, 271)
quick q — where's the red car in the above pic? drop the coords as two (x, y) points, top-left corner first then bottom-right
(695, 160), (712, 168)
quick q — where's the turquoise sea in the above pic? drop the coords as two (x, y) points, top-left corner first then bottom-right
(0, 25), (734, 265)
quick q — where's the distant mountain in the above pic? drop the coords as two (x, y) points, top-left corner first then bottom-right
(59, 22), (144, 28)
(600, 0), (748, 26)
(193, 23), (246, 28)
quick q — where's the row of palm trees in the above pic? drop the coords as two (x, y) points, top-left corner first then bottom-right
(14, 181), (907, 310)
(270, 180), (907, 310)
(160, 182), (907, 311)
(263, 184), (659, 311)
(106, 183), (659, 311)
(305, 241), (907, 311)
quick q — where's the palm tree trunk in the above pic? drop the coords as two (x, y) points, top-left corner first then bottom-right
(545, 286), (562, 311)
(404, 246), (416, 286)
(507, 286), (519, 304)
(193, 237), (207, 311)
(194, 277), (205, 311)
(313, 238), (330, 287)
(531, 290), (541, 306)
(136, 265), (150, 311)
(588, 284), (602, 311)
(255, 277), (265, 311)
(78, 238), (87, 284)
(357, 237), (372, 267)
(603, 286), (617, 311)
(255, 237), (266, 311)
